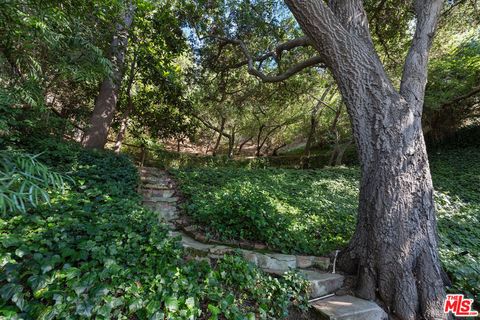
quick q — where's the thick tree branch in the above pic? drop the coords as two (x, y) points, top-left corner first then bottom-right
(400, 0), (443, 108)
(214, 36), (324, 82)
(222, 36), (312, 68)
(440, 85), (480, 107)
(192, 113), (231, 139)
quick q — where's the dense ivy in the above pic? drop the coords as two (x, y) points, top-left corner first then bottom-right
(173, 148), (480, 301)
(430, 148), (480, 301)
(0, 140), (309, 319)
(173, 167), (359, 254)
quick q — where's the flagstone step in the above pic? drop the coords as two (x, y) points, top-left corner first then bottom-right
(142, 182), (173, 190)
(311, 295), (387, 320)
(300, 270), (344, 299)
(139, 166), (164, 174)
(143, 196), (179, 203)
(140, 175), (173, 183)
(142, 189), (176, 198)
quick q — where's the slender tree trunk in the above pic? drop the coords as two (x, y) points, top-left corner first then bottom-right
(83, 2), (135, 149)
(212, 117), (226, 156)
(327, 103), (344, 166)
(304, 112), (318, 157)
(114, 51), (137, 154)
(113, 108), (130, 154)
(237, 136), (252, 155)
(177, 138), (182, 152)
(227, 127), (235, 158)
(304, 85), (333, 157)
(256, 124), (265, 156)
(286, 1), (446, 319)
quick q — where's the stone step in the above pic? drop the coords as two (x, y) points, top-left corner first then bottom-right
(311, 295), (387, 320)
(262, 269), (343, 299)
(144, 196), (179, 203)
(143, 201), (178, 213)
(296, 255), (330, 270)
(300, 270), (344, 299)
(242, 251), (296, 271)
(158, 210), (179, 222)
(139, 167), (164, 174)
(142, 182), (173, 190)
(142, 189), (176, 198)
(141, 174), (172, 182)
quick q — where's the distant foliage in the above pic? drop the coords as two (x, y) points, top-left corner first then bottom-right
(426, 33), (480, 109)
(0, 150), (66, 214)
(424, 32), (480, 143)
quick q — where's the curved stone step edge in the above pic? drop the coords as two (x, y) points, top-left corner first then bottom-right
(142, 169), (332, 272)
(172, 232), (343, 300)
(311, 294), (388, 320)
(172, 231), (332, 277)
(181, 229), (329, 270)
(141, 171), (331, 272)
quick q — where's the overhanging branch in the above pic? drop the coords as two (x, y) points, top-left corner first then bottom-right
(440, 85), (480, 107)
(212, 36), (325, 83)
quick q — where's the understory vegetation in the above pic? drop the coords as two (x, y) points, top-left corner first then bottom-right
(0, 139), (309, 319)
(173, 147), (480, 301)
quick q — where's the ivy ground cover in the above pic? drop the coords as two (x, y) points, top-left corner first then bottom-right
(0, 139), (309, 319)
(172, 147), (480, 301)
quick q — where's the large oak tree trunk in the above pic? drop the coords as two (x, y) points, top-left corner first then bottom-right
(83, 2), (135, 149)
(286, 0), (447, 319)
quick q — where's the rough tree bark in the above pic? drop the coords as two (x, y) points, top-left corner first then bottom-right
(83, 2), (135, 149)
(285, 1), (446, 319)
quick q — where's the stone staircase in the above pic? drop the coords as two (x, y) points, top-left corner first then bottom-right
(139, 166), (387, 320)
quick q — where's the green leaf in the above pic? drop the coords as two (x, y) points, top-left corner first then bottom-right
(208, 304), (220, 316)
(185, 297), (195, 310)
(28, 275), (48, 292)
(129, 298), (144, 312)
(165, 296), (178, 312)
(76, 299), (94, 317)
(0, 283), (22, 301)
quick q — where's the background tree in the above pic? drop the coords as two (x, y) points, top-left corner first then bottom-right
(82, 0), (136, 149)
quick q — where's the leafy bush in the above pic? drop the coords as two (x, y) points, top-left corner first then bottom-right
(0, 150), (67, 214)
(173, 148), (480, 301)
(0, 139), (309, 319)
